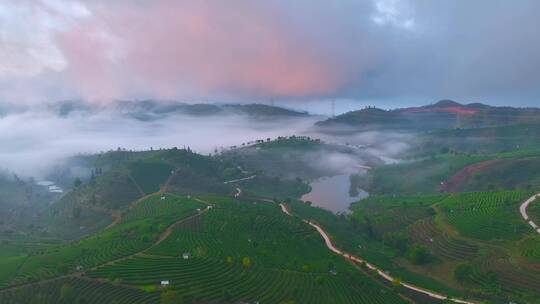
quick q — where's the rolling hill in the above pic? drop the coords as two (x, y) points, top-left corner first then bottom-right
(316, 100), (540, 132)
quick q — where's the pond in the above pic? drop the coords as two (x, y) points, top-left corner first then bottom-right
(301, 174), (368, 213)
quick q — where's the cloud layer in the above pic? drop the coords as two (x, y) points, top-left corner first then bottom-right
(0, 0), (539, 105)
(0, 108), (320, 177)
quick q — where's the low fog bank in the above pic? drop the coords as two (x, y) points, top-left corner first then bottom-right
(307, 132), (413, 177)
(0, 103), (415, 180)
(305, 130), (415, 165)
(222, 130), (413, 181)
(0, 107), (319, 178)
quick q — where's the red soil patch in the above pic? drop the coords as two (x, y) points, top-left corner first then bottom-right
(404, 106), (478, 115)
(439, 159), (502, 192)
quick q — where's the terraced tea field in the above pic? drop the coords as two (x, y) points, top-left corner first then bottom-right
(519, 236), (540, 264)
(439, 190), (531, 241)
(1, 194), (203, 287)
(409, 219), (478, 261)
(0, 277), (159, 304)
(1, 194), (409, 304)
(147, 201), (335, 270)
(84, 197), (407, 304)
(462, 256), (540, 300)
(88, 255), (404, 304)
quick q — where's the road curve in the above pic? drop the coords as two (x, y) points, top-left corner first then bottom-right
(279, 203), (476, 304)
(223, 175), (256, 184)
(519, 193), (540, 234)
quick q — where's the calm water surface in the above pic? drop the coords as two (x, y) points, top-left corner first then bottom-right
(301, 174), (368, 213)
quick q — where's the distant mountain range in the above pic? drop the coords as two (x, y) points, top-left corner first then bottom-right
(4, 99), (539, 132)
(316, 100), (540, 131)
(41, 100), (310, 121)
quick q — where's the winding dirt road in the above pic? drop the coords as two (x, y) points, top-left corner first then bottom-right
(223, 175), (257, 184)
(279, 203), (476, 304)
(0, 197), (211, 293)
(520, 193), (540, 234)
(104, 167), (182, 231)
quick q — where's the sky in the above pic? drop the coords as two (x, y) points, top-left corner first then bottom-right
(0, 0), (540, 108)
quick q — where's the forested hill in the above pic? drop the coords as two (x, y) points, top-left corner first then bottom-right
(315, 100), (540, 131)
(46, 100), (310, 121)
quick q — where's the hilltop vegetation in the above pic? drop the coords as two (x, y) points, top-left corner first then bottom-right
(112, 101), (311, 121)
(355, 121), (540, 195)
(415, 123), (540, 158)
(316, 100), (540, 132)
(221, 136), (380, 180)
(40, 147), (310, 239)
(356, 154), (487, 195)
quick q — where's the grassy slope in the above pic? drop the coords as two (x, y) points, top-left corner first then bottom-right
(456, 157), (540, 191)
(359, 155), (488, 195)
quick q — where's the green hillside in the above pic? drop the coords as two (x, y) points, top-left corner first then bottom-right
(345, 190), (540, 303)
(221, 136), (380, 180)
(316, 100), (540, 132)
(0, 194), (406, 304)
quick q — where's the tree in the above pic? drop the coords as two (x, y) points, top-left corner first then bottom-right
(407, 245), (432, 265)
(383, 232), (409, 254)
(60, 283), (75, 302)
(73, 177), (82, 188)
(242, 256), (252, 268)
(454, 263), (473, 284)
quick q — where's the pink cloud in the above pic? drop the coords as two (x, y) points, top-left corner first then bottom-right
(55, 1), (352, 101)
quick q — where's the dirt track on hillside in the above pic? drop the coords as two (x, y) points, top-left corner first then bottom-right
(439, 159), (502, 192)
(278, 203), (476, 304)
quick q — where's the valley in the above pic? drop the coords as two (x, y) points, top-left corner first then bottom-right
(2, 3), (539, 302)
(1, 101), (540, 304)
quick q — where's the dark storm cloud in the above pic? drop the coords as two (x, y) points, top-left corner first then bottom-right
(345, 1), (540, 106)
